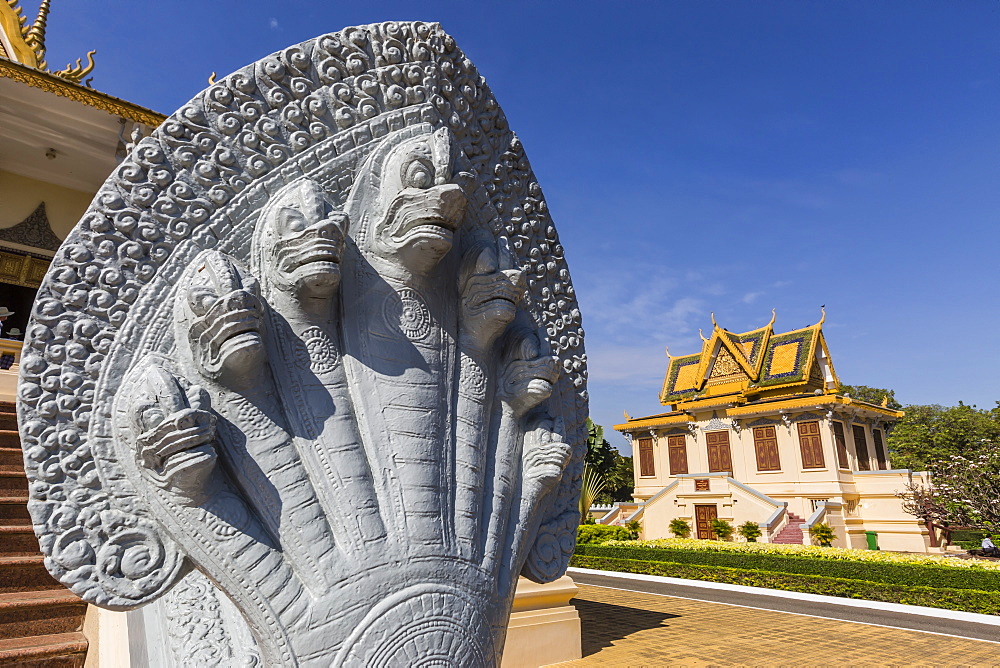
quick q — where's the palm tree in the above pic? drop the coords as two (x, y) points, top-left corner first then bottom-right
(579, 463), (607, 520)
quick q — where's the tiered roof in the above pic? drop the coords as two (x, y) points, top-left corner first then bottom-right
(659, 310), (838, 405)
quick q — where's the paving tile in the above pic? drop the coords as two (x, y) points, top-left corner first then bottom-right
(554, 584), (1000, 667)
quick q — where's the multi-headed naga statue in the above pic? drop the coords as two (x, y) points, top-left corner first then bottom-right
(18, 22), (586, 666)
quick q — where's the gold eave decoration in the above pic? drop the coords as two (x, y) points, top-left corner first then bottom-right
(726, 394), (904, 419)
(0, 58), (165, 127)
(2, 0), (95, 84)
(613, 413), (689, 432)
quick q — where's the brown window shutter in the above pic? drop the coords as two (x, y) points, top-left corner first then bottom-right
(797, 421), (825, 469)
(667, 435), (688, 475)
(852, 425), (870, 471)
(753, 426), (780, 471)
(706, 431), (732, 473)
(872, 429), (888, 470)
(832, 421), (849, 469)
(638, 438), (655, 477)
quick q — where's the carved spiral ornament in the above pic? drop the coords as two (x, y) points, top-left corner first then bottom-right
(19, 21), (587, 665)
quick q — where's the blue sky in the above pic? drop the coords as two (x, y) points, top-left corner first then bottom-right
(31, 1), (1000, 450)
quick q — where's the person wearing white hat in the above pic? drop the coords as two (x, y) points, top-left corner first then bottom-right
(0, 307), (13, 338)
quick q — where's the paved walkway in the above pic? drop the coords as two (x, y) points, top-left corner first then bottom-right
(555, 581), (1000, 666)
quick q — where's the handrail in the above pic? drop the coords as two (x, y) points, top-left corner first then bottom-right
(624, 505), (644, 523)
(643, 479), (680, 506)
(725, 477), (784, 509)
(758, 504), (787, 531)
(804, 501), (842, 530)
(596, 506), (619, 525)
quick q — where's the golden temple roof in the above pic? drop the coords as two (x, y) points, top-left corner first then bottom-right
(658, 310), (839, 405)
(1, 0), (95, 84)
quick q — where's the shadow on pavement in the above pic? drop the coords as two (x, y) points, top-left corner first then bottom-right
(572, 596), (679, 657)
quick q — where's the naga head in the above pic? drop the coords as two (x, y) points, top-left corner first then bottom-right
(126, 363), (217, 506)
(498, 327), (561, 417)
(349, 125), (468, 277)
(253, 178), (348, 299)
(175, 250), (265, 385)
(459, 242), (525, 351)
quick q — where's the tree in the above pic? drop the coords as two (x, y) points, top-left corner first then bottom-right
(888, 402), (1000, 471)
(837, 384), (902, 410)
(899, 449), (1000, 536)
(585, 418), (635, 503)
(578, 463), (606, 519)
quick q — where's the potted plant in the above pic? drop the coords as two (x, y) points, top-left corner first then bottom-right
(669, 518), (691, 538)
(810, 522), (835, 547)
(710, 518), (734, 541)
(738, 521), (762, 542)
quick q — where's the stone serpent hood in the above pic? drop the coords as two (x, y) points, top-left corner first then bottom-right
(18, 21), (587, 666)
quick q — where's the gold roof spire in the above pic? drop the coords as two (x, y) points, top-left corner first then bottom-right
(767, 308), (776, 328)
(23, 0), (48, 66)
(1, 0), (96, 83)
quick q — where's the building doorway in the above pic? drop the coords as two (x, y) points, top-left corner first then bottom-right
(0, 282), (37, 338)
(695, 504), (718, 540)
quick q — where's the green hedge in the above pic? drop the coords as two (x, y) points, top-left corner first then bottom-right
(576, 524), (636, 545)
(951, 530), (986, 543)
(574, 544), (1000, 592)
(570, 555), (1000, 615)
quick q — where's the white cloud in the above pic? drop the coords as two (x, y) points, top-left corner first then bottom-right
(742, 291), (762, 304)
(269, 18), (279, 29)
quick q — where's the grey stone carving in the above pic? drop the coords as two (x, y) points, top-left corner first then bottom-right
(18, 21), (586, 666)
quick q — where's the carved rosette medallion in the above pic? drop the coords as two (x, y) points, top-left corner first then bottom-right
(19, 21), (587, 667)
(300, 326), (339, 374)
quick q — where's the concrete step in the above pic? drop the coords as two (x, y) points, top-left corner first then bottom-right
(0, 556), (61, 595)
(0, 498), (30, 526)
(0, 525), (41, 557)
(0, 448), (24, 475)
(0, 431), (20, 449)
(0, 473), (27, 496)
(0, 414), (17, 432)
(0, 631), (87, 667)
(0, 589), (87, 640)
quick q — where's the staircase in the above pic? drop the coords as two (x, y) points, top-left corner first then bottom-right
(771, 512), (805, 544)
(0, 402), (89, 667)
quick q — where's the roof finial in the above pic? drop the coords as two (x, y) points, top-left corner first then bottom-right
(767, 308), (776, 327)
(818, 305), (826, 326)
(25, 0), (50, 65)
(5, 1), (28, 37)
(699, 328), (708, 342)
(710, 311), (718, 329)
(664, 346), (671, 358)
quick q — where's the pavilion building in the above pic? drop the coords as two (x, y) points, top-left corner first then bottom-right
(612, 312), (932, 552)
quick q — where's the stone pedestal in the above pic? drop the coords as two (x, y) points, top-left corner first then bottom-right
(83, 576), (582, 667)
(502, 576), (582, 668)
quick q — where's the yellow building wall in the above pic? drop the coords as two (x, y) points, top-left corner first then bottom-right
(0, 168), (93, 238)
(629, 410), (930, 551)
